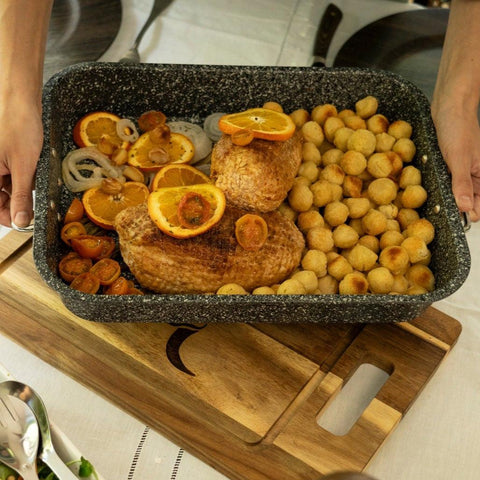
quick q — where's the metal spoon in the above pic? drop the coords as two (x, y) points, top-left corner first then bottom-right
(0, 380), (79, 479)
(0, 395), (40, 480)
(118, 0), (173, 63)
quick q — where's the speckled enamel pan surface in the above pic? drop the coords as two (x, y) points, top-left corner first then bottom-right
(34, 62), (471, 323)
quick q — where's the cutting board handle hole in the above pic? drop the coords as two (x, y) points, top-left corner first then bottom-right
(316, 363), (390, 436)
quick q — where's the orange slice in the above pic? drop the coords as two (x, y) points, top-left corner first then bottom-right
(82, 178), (150, 230)
(127, 131), (195, 172)
(150, 164), (210, 191)
(73, 111), (130, 150)
(218, 107), (296, 141)
(147, 184), (226, 238)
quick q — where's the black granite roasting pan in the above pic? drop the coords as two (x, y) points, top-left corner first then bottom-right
(33, 63), (470, 323)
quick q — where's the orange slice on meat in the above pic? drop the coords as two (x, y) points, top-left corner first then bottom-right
(127, 131), (195, 172)
(82, 178), (150, 230)
(150, 164), (210, 191)
(218, 107), (296, 141)
(73, 111), (131, 150)
(147, 184), (226, 238)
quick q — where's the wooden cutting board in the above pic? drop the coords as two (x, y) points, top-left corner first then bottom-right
(0, 231), (462, 479)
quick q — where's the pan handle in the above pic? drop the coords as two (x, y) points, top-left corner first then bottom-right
(312, 3), (343, 67)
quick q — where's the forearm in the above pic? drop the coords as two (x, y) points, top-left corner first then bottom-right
(0, 0), (53, 108)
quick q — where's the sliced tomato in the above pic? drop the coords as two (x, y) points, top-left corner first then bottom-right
(95, 236), (116, 259)
(60, 221), (87, 245)
(177, 192), (212, 228)
(70, 272), (100, 294)
(89, 258), (121, 286)
(104, 276), (130, 295)
(58, 252), (93, 282)
(64, 197), (85, 223)
(138, 110), (167, 131)
(70, 235), (115, 260)
(235, 214), (268, 251)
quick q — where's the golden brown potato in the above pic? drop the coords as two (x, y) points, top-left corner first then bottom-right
(339, 272), (369, 294)
(367, 178), (398, 205)
(302, 142), (321, 164)
(277, 278), (307, 294)
(391, 274), (409, 294)
(401, 184), (427, 209)
(344, 115), (367, 130)
(291, 270), (318, 293)
(385, 151), (404, 178)
(332, 224), (359, 249)
(355, 95), (379, 118)
(298, 161), (319, 183)
(319, 163), (345, 185)
(217, 283), (248, 294)
(324, 116), (346, 143)
(375, 132), (396, 152)
(406, 264), (435, 291)
(328, 254), (354, 281)
(388, 120), (412, 139)
(301, 121), (324, 146)
(349, 218), (365, 236)
(340, 150), (367, 176)
(367, 152), (393, 178)
(324, 201), (350, 226)
(385, 218), (401, 232)
(401, 236), (430, 264)
(346, 129), (376, 157)
(379, 245), (410, 275)
(252, 286), (276, 294)
(306, 226), (335, 252)
(397, 208), (420, 230)
(321, 148), (343, 166)
(263, 101), (283, 112)
(310, 179), (334, 207)
(343, 197), (371, 218)
(377, 203), (398, 219)
(290, 108), (310, 128)
(288, 183), (313, 212)
(301, 249), (328, 276)
(338, 109), (355, 120)
(333, 127), (355, 151)
(393, 137), (416, 163)
(358, 234), (380, 253)
(367, 114), (389, 134)
(361, 209), (388, 236)
(399, 165), (422, 189)
(348, 244), (378, 271)
(343, 175), (363, 198)
(380, 230), (405, 249)
(316, 274), (339, 294)
(311, 104), (338, 125)
(403, 218), (435, 245)
(297, 210), (325, 233)
(367, 267), (394, 294)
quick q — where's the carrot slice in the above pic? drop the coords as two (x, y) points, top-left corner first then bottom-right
(235, 214), (268, 251)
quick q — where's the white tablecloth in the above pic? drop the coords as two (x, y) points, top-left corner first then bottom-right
(2, 1), (480, 479)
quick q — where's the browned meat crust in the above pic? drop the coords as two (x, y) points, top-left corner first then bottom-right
(115, 203), (304, 294)
(210, 132), (302, 212)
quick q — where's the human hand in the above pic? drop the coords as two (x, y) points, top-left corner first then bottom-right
(0, 93), (43, 228)
(431, 98), (480, 223)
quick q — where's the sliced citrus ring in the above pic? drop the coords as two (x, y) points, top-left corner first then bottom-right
(127, 131), (195, 171)
(150, 164), (211, 191)
(82, 178), (150, 230)
(147, 184), (226, 238)
(73, 111), (131, 150)
(218, 107), (296, 141)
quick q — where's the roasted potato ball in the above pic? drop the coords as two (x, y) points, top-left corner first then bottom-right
(340, 150), (367, 176)
(301, 249), (328, 277)
(399, 165), (422, 189)
(252, 286), (275, 294)
(277, 278), (307, 294)
(319, 164), (345, 185)
(379, 245), (410, 275)
(339, 272), (369, 295)
(401, 184), (427, 209)
(348, 244), (378, 271)
(367, 152), (393, 178)
(367, 114), (389, 134)
(332, 223), (359, 249)
(311, 179), (334, 207)
(302, 142), (322, 164)
(291, 270), (319, 293)
(324, 116), (346, 143)
(406, 285), (428, 295)
(338, 109), (355, 120)
(380, 230), (405, 249)
(277, 202), (298, 222)
(297, 210), (325, 232)
(406, 264), (435, 291)
(302, 120), (325, 146)
(333, 127), (355, 151)
(263, 101), (283, 112)
(385, 151), (404, 178)
(324, 201), (350, 226)
(298, 161), (319, 183)
(385, 218), (401, 232)
(349, 218), (365, 236)
(343, 197), (371, 218)
(217, 283), (248, 294)
(306, 226), (335, 252)
(391, 274), (409, 294)
(403, 218), (435, 245)
(401, 236), (430, 264)
(358, 234), (380, 253)
(397, 208), (420, 230)
(344, 115), (367, 130)
(311, 104), (338, 125)
(377, 203), (398, 219)
(347, 129), (376, 157)
(375, 132), (396, 152)
(367, 267), (394, 294)
(288, 183), (313, 212)
(355, 95), (378, 118)
(343, 175), (363, 198)
(316, 274), (339, 294)
(321, 148), (343, 166)
(290, 108), (310, 128)
(393, 137), (416, 163)
(388, 120), (412, 139)
(361, 209), (387, 236)
(367, 178), (398, 205)
(328, 254), (354, 281)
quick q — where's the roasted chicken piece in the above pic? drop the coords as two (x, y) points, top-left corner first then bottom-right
(115, 203), (304, 294)
(210, 132), (303, 212)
